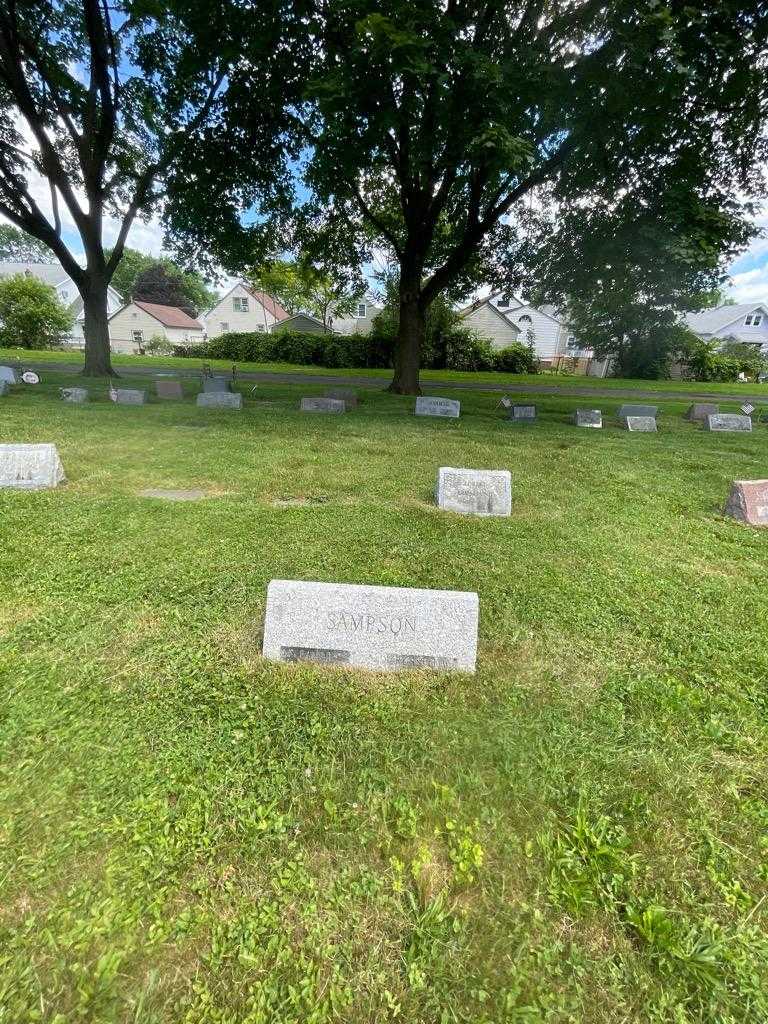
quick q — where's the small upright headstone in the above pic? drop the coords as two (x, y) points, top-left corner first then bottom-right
(415, 396), (460, 418)
(0, 366), (17, 385)
(61, 387), (88, 403)
(0, 443), (65, 490)
(196, 391), (243, 410)
(202, 376), (232, 393)
(301, 397), (345, 413)
(156, 380), (184, 400)
(21, 371), (40, 385)
(325, 388), (358, 408)
(685, 403), (719, 422)
(436, 467), (512, 517)
(263, 579), (479, 672)
(724, 479), (768, 527)
(618, 404), (658, 420)
(509, 404), (537, 422)
(705, 414), (752, 433)
(112, 388), (147, 405)
(574, 409), (602, 428)
(624, 416), (657, 432)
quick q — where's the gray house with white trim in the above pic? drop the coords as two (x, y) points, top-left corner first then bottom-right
(684, 302), (768, 352)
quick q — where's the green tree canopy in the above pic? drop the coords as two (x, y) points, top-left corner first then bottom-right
(0, 224), (56, 263)
(0, 273), (73, 349)
(249, 259), (363, 328)
(106, 248), (216, 314)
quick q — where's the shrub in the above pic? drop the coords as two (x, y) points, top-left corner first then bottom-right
(494, 343), (538, 374)
(0, 273), (73, 349)
(144, 334), (176, 356)
(679, 338), (742, 382)
(439, 328), (497, 371)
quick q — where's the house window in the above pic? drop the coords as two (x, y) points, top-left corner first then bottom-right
(132, 330), (143, 343)
(518, 314), (532, 323)
(233, 297), (249, 312)
(566, 335), (578, 349)
(256, 325), (265, 332)
(220, 322), (230, 333)
(356, 303), (367, 318)
(744, 313), (763, 326)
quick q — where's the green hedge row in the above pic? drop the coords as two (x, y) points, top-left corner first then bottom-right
(173, 330), (537, 374)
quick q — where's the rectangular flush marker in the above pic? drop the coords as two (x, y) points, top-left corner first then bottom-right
(263, 579), (479, 673)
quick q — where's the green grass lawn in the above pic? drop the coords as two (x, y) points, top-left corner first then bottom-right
(1, 378), (768, 1023)
(3, 344), (768, 396)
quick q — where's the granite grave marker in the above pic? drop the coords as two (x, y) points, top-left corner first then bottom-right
(324, 388), (358, 408)
(112, 388), (147, 405)
(415, 396), (460, 418)
(0, 366), (17, 385)
(705, 414), (752, 433)
(202, 376), (232, 393)
(156, 380), (184, 399)
(724, 479), (768, 527)
(509, 404), (537, 422)
(624, 416), (657, 432)
(0, 443), (65, 490)
(61, 387), (89, 403)
(618, 404), (658, 420)
(263, 579), (479, 673)
(574, 409), (602, 428)
(436, 467), (512, 516)
(197, 391), (243, 410)
(685, 402), (719, 422)
(301, 396), (345, 413)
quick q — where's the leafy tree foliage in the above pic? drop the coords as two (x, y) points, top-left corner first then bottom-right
(0, 224), (56, 263)
(0, 273), (73, 349)
(106, 247), (216, 314)
(284, 1), (767, 392)
(0, 0), (292, 375)
(249, 259), (363, 328)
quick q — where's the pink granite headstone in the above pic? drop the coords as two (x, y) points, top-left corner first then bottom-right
(724, 479), (768, 527)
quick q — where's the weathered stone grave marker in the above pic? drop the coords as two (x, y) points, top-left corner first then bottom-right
(724, 479), (768, 527)
(301, 397), (345, 413)
(705, 414), (752, 433)
(436, 467), (511, 516)
(111, 388), (147, 405)
(415, 396), (460, 418)
(685, 402), (719, 422)
(324, 388), (358, 408)
(0, 366), (17, 385)
(574, 409), (602, 428)
(196, 391), (243, 410)
(618, 404), (658, 421)
(263, 579), (479, 672)
(509, 404), (537, 422)
(156, 379), (184, 399)
(624, 416), (657, 432)
(61, 387), (89, 403)
(0, 443), (65, 490)
(202, 376), (232, 393)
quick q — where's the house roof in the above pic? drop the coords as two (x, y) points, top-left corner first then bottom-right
(0, 261), (122, 302)
(273, 312), (335, 332)
(117, 300), (202, 329)
(493, 293), (568, 327)
(243, 285), (289, 321)
(684, 302), (768, 335)
(459, 298), (520, 333)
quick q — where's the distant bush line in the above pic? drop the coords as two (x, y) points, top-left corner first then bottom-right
(172, 329), (538, 374)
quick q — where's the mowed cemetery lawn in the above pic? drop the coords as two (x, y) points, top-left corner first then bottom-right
(1, 371), (768, 1023)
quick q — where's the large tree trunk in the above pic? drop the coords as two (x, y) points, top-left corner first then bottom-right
(388, 279), (425, 395)
(80, 270), (116, 377)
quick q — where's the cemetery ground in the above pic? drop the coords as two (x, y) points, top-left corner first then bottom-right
(1, 371), (768, 1023)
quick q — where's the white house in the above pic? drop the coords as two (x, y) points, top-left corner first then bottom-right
(0, 261), (123, 345)
(459, 298), (521, 348)
(107, 300), (204, 353)
(494, 295), (574, 362)
(330, 295), (382, 335)
(201, 282), (288, 338)
(684, 302), (768, 352)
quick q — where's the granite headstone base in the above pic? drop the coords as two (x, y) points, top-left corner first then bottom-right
(415, 396), (460, 418)
(112, 388), (147, 405)
(197, 391), (243, 409)
(61, 387), (89, 403)
(509, 404), (536, 422)
(724, 479), (768, 527)
(574, 409), (602, 428)
(156, 380), (184, 399)
(263, 579), (479, 673)
(301, 397), (345, 413)
(624, 416), (657, 432)
(705, 414), (752, 433)
(436, 467), (512, 516)
(0, 443), (65, 489)
(685, 402), (719, 422)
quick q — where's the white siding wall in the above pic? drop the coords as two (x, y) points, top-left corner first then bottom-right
(107, 303), (203, 353)
(462, 304), (520, 350)
(509, 305), (568, 361)
(202, 284), (277, 338)
(332, 302), (382, 335)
